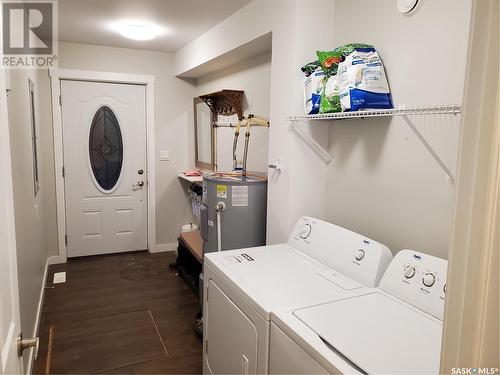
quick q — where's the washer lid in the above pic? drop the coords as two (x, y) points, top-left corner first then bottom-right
(294, 292), (443, 374)
(205, 245), (368, 319)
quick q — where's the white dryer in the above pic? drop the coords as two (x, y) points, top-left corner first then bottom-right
(270, 250), (448, 374)
(202, 216), (393, 374)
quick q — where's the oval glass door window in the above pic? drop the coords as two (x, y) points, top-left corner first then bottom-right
(89, 106), (123, 191)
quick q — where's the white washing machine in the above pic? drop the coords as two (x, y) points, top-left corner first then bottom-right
(202, 216), (393, 375)
(270, 250), (448, 374)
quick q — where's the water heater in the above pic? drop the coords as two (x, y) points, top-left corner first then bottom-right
(200, 173), (267, 254)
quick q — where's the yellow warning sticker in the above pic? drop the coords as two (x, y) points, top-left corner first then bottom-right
(216, 185), (227, 199)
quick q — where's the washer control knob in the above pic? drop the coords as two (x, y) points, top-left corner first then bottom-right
(422, 273), (436, 287)
(299, 224), (312, 239)
(355, 249), (365, 261)
(403, 265), (416, 279)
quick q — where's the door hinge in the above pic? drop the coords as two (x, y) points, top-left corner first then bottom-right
(205, 340), (208, 354)
(62, 166), (65, 178)
(65, 234), (68, 246)
(206, 287), (208, 302)
(59, 95), (62, 106)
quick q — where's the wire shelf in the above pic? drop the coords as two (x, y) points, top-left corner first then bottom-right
(287, 104), (461, 122)
(288, 104), (462, 182)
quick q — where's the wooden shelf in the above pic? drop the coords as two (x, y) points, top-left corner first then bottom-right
(178, 174), (203, 184)
(199, 89), (244, 120)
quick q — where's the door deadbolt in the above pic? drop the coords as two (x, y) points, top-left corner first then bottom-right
(138, 169), (144, 175)
(17, 333), (39, 359)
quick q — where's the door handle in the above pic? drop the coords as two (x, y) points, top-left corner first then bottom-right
(132, 181), (145, 190)
(17, 333), (39, 359)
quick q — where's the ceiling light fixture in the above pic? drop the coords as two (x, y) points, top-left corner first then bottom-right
(111, 21), (164, 41)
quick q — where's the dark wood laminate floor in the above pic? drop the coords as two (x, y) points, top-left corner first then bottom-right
(33, 251), (202, 375)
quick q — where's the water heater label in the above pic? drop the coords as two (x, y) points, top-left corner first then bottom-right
(232, 186), (249, 207)
(216, 185), (227, 198)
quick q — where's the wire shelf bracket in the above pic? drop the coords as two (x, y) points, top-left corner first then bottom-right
(288, 104), (462, 182)
(290, 121), (334, 164)
(401, 115), (455, 182)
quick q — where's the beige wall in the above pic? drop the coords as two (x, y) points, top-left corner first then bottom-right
(324, 0), (472, 258)
(196, 51), (271, 172)
(43, 42), (198, 251)
(6, 68), (51, 369)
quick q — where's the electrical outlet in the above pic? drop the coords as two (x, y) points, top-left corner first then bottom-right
(159, 150), (170, 161)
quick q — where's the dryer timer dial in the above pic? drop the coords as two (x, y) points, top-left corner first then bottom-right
(299, 224), (312, 239)
(403, 265), (416, 279)
(355, 249), (365, 261)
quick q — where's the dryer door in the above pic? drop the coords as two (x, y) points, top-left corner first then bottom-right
(206, 279), (258, 374)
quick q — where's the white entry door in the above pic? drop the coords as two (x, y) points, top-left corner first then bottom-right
(0, 72), (23, 373)
(61, 80), (147, 257)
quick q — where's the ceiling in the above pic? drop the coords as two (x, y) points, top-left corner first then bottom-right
(57, 0), (252, 52)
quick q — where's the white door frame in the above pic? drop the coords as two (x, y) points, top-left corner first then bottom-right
(49, 69), (156, 262)
(440, 0), (499, 370)
(0, 64), (23, 375)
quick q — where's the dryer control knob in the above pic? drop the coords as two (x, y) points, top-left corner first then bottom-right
(403, 266), (416, 279)
(355, 249), (365, 261)
(422, 273), (436, 287)
(299, 224), (312, 239)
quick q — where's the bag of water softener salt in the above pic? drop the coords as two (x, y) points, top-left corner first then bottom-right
(303, 69), (325, 114)
(337, 46), (393, 111)
(316, 50), (344, 113)
(319, 74), (341, 113)
(302, 61), (324, 115)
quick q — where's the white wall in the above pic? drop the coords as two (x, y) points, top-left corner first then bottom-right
(175, 0), (336, 244)
(6, 68), (51, 370)
(196, 51), (272, 173)
(176, 0), (472, 259)
(325, 0), (471, 258)
(174, 2), (273, 76)
(43, 42), (198, 251)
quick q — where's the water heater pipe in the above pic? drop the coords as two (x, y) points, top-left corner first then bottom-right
(242, 115), (253, 177)
(215, 201), (226, 252)
(242, 132), (250, 177)
(232, 120), (242, 170)
(219, 115), (270, 175)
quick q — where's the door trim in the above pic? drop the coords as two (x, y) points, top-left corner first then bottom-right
(49, 69), (156, 262)
(440, 0), (499, 371)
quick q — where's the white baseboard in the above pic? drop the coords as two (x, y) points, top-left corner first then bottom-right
(28, 257), (50, 374)
(48, 255), (66, 265)
(152, 242), (178, 253)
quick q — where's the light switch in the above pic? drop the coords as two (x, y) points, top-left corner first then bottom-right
(159, 150), (170, 161)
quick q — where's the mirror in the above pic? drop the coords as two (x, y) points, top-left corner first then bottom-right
(194, 97), (215, 170)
